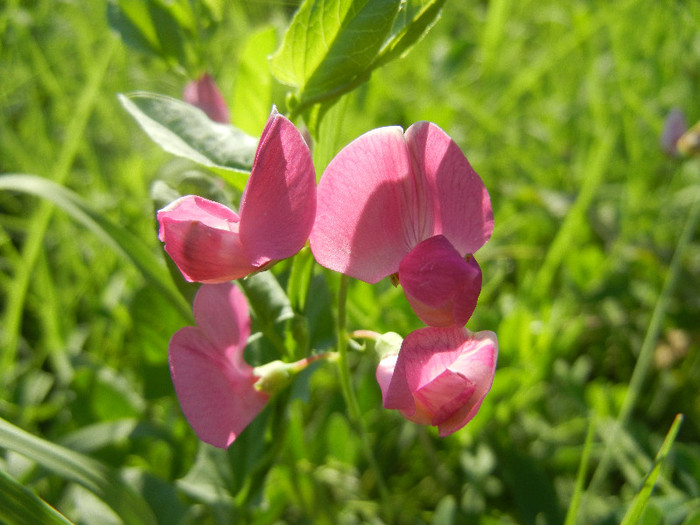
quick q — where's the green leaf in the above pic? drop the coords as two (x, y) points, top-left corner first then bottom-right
(119, 92), (258, 173)
(374, 0), (447, 67)
(0, 174), (191, 321)
(271, 0), (401, 108)
(620, 414), (684, 525)
(0, 417), (157, 525)
(0, 468), (75, 525)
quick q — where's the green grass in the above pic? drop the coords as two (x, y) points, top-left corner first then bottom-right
(1, 0), (699, 524)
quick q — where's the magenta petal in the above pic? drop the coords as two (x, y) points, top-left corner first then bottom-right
(168, 283), (268, 448)
(405, 122), (493, 255)
(413, 369), (475, 426)
(157, 196), (254, 282)
(183, 73), (230, 124)
(384, 327), (497, 436)
(239, 109), (316, 266)
(399, 235), (482, 327)
(169, 327), (268, 448)
(310, 126), (415, 283)
(192, 283), (251, 369)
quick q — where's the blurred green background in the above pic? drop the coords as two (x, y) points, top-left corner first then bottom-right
(1, 0), (699, 523)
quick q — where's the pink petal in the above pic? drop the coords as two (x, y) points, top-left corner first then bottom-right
(310, 126), (416, 283)
(157, 196), (254, 282)
(183, 73), (230, 124)
(192, 283), (250, 370)
(405, 122), (493, 256)
(169, 327), (268, 448)
(383, 327), (498, 436)
(413, 368), (475, 426)
(399, 235), (482, 327)
(239, 109), (316, 267)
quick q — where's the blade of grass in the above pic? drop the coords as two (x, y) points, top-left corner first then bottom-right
(0, 417), (157, 525)
(0, 174), (191, 321)
(563, 417), (596, 525)
(1, 37), (117, 380)
(589, 167), (700, 492)
(0, 468), (75, 525)
(620, 414), (684, 525)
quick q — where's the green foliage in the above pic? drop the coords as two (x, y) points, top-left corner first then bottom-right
(1, 0), (699, 523)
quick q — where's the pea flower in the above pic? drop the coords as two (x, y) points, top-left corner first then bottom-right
(170, 282), (326, 448)
(158, 108), (316, 283)
(169, 282), (268, 448)
(375, 327), (498, 436)
(310, 122), (492, 327)
(183, 73), (230, 124)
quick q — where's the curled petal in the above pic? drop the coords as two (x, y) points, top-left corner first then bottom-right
(310, 126), (414, 283)
(405, 122), (493, 256)
(399, 235), (482, 327)
(381, 327), (497, 436)
(183, 73), (230, 124)
(168, 283), (268, 448)
(157, 195), (254, 282)
(239, 108), (316, 267)
(660, 108), (687, 157)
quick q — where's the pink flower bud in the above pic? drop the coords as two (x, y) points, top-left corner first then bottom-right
(376, 327), (497, 436)
(183, 73), (230, 124)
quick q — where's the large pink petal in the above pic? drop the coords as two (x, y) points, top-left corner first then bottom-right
(310, 126), (416, 283)
(405, 122), (493, 256)
(192, 284), (250, 370)
(158, 195), (254, 282)
(183, 73), (230, 124)
(239, 109), (316, 266)
(399, 235), (482, 327)
(169, 327), (268, 448)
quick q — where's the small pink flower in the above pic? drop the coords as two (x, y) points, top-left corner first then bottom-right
(168, 283), (268, 448)
(310, 122), (492, 326)
(158, 108), (316, 282)
(183, 73), (231, 124)
(376, 327), (497, 437)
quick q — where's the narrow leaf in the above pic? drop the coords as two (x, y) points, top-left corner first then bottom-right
(0, 468), (75, 525)
(0, 417), (157, 525)
(620, 414), (684, 525)
(119, 92), (258, 172)
(0, 174), (191, 320)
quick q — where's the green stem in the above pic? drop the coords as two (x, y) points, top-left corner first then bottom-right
(334, 275), (390, 503)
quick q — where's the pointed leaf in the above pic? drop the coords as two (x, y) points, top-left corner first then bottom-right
(271, 0), (401, 106)
(119, 92), (258, 172)
(374, 0), (447, 67)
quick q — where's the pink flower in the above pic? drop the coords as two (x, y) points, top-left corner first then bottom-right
(158, 108), (316, 283)
(310, 122), (492, 327)
(168, 283), (268, 448)
(376, 327), (497, 437)
(183, 73), (230, 124)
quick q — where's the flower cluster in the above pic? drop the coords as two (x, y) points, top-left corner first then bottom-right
(161, 78), (498, 447)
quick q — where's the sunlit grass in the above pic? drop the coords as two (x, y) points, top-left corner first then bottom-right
(1, 0), (699, 523)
